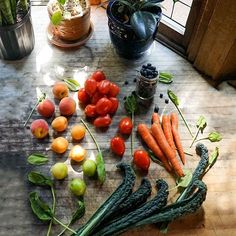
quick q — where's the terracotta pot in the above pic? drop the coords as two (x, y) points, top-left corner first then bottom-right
(48, 2), (91, 41)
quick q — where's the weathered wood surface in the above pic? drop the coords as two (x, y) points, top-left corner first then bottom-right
(0, 6), (236, 236)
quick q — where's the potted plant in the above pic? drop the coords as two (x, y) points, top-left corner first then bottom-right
(47, 0), (91, 42)
(0, 0), (35, 60)
(106, 0), (163, 59)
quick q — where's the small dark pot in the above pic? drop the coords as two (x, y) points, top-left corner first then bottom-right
(106, 0), (161, 59)
(0, 7), (35, 60)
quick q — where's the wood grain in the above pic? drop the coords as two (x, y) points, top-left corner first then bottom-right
(0, 6), (236, 236)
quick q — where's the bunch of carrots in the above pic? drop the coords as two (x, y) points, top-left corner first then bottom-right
(138, 112), (185, 177)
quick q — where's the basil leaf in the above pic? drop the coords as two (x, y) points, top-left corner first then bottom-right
(63, 78), (80, 92)
(71, 200), (86, 224)
(167, 90), (179, 106)
(176, 170), (192, 188)
(196, 116), (207, 133)
(124, 94), (138, 115)
(51, 10), (63, 25)
(208, 131), (222, 142)
(29, 192), (52, 222)
(208, 147), (219, 168)
(28, 171), (53, 187)
(96, 152), (106, 184)
(27, 154), (48, 165)
(159, 72), (173, 84)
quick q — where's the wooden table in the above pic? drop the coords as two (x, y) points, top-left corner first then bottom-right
(1, 6), (236, 236)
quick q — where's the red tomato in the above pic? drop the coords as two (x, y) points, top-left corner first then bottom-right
(85, 78), (97, 96)
(91, 70), (106, 82)
(84, 104), (97, 118)
(95, 97), (112, 116)
(109, 97), (119, 115)
(91, 91), (103, 105)
(110, 136), (125, 156)
(98, 80), (110, 95)
(94, 114), (112, 128)
(108, 82), (120, 97)
(133, 150), (150, 171)
(78, 88), (90, 105)
(119, 117), (133, 135)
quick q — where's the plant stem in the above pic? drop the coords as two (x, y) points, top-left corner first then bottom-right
(23, 100), (39, 127)
(46, 187), (56, 236)
(53, 217), (76, 234)
(81, 119), (101, 153)
(190, 128), (200, 148)
(57, 222), (71, 236)
(131, 112), (134, 157)
(195, 137), (208, 142)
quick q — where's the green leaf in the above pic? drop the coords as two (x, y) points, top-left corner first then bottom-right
(57, 0), (66, 4)
(208, 131), (222, 142)
(176, 170), (192, 188)
(117, 0), (136, 12)
(71, 201), (86, 224)
(208, 147), (219, 168)
(196, 116), (207, 133)
(63, 78), (80, 92)
(36, 87), (46, 103)
(51, 10), (63, 25)
(96, 152), (106, 184)
(27, 154), (48, 165)
(29, 192), (52, 222)
(148, 150), (163, 166)
(130, 11), (157, 40)
(28, 171), (53, 187)
(159, 72), (173, 84)
(167, 89), (179, 106)
(124, 94), (138, 115)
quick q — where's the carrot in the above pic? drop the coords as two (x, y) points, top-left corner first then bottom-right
(137, 124), (172, 172)
(152, 112), (160, 124)
(151, 122), (184, 177)
(162, 114), (176, 151)
(171, 113), (186, 165)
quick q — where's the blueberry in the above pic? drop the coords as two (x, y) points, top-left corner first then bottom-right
(150, 66), (156, 71)
(160, 93), (163, 98)
(165, 99), (169, 104)
(124, 80), (129, 85)
(123, 96), (127, 100)
(143, 71), (147, 77)
(133, 78), (137, 83)
(154, 105), (159, 113)
(147, 63), (151, 67)
(142, 65), (147, 69)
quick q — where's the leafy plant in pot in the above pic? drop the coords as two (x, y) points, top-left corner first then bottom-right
(47, 0), (91, 42)
(0, 0), (35, 60)
(106, 0), (164, 59)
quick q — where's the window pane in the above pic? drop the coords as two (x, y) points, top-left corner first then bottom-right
(172, 2), (190, 27)
(180, 0), (193, 7)
(162, 0), (174, 18)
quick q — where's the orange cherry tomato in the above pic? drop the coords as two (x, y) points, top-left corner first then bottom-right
(133, 150), (150, 171)
(108, 82), (120, 97)
(85, 78), (97, 96)
(78, 88), (90, 105)
(94, 114), (112, 128)
(110, 136), (125, 156)
(119, 117), (133, 135)
(109, 97), (119, 115)
(95, 97), (112, 116)
(91, 70), (106, 82)
(84, 104), (97, 118)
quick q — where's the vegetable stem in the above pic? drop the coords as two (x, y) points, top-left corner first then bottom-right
(131, 111), (134, 157)
(57, 222), (71, 236)
(46, 186), (56, 236)
(190, 128), (200, 148)
(53, 217), (76, 234)
(23, 101), (39, 127)
(195, 137), (208, 142)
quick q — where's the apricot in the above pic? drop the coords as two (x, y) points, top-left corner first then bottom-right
(71, 124), (86, 141)
(51, 116), (68, 132)
(52, 81), (69, 100)
(59, 97), (76, 116)
(51, 137), (69, 154)
(30, 119), (49, 139)
(37, 99), (55, 118)
(69, 145), (86, 162)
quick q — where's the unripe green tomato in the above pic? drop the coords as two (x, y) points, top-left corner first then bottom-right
(69, 178), (86, 196)
(51, 163), (68, 180)
(82, 159), (97, 177)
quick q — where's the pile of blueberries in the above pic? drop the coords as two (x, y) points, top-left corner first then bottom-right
(140, 63), (159, 79)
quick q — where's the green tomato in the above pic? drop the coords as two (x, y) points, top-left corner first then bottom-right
(51, 163), (68, 180)
(69, 178), (86, 196)
(82, 159), (97, 177)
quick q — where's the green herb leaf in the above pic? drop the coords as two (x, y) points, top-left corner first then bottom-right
(63, 78), (80, 92)
(27, 154), (48, 165)
(57, 0), (66, 5)
(148, 150), (163, 166)
(124, 94), (138, 115)
(176, 170), (192, 188)
(28, 171), (53, 187)
(208, 131), (222, 142)
(159, 72), (173, 84)
(208, 147), (219, 168)
(29, 192), (52, 222)
(96, 152), (106, 184)
(71, 201), (86, 224)
(51, 10), (63, 25)
(196, 116), (207, 133)
(167, 89), (179, 106)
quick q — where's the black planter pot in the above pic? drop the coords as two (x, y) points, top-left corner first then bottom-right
(0, 6), (35, 60)
(106, 0), (161, 59)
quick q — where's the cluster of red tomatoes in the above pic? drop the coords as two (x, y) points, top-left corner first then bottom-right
(78, 71), (120, 128)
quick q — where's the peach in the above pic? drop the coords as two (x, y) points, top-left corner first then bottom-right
(51, 116), (68, 132)
(30, 119), (49, 139)
(71, 124), (86, 140)
(37, 99), (55, 118)
(59, 97), (76, 116)
(51, 137), (69, 154)
(52, 81), (69, 100)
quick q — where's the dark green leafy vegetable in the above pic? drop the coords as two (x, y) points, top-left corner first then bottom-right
(75, 163), (136, 236)
(159, 72), (173, 84)
(93, 179), (168, 236)
(27, 153), (49, 165)
(167, 90), (194, 137)
(28, 171), (53, 187)
(203, 147), (219, 176)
